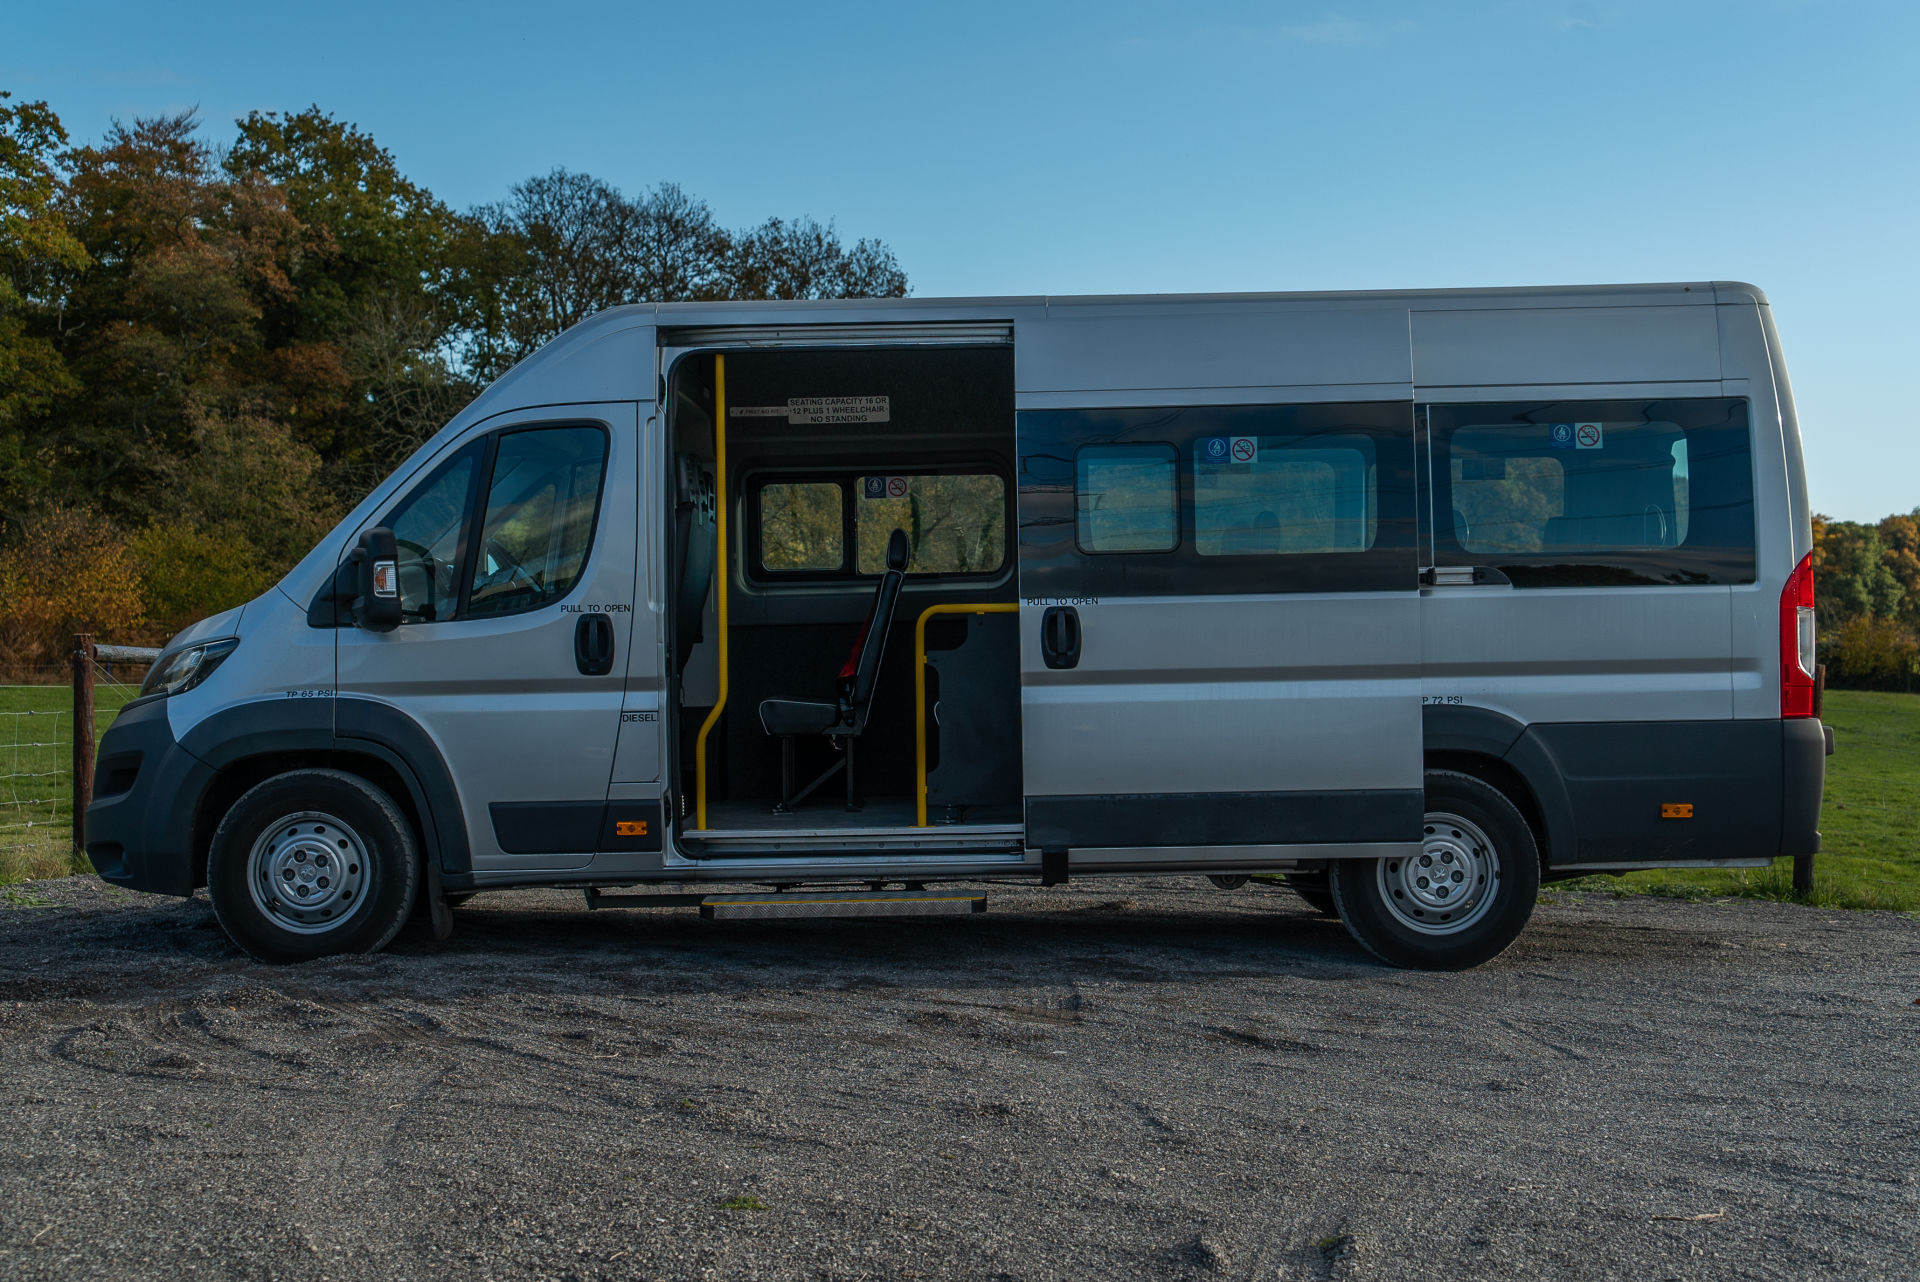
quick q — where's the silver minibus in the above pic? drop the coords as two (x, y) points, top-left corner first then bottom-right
(85, 282), (1829, 969)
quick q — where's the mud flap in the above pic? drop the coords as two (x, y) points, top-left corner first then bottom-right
(424, 860), (454, 942)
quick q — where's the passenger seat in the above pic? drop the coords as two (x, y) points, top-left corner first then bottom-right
(758, 529), (910, 812)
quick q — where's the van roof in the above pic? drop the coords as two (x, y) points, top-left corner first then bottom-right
(623, 280), (1767, 323)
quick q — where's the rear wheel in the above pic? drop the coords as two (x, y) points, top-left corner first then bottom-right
(207, 769), (419, 964)
(1330, 770), (1538, 970)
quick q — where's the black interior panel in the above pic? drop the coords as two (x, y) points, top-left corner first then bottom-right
(669, 345), (1020, 810)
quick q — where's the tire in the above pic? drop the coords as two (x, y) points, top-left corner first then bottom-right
(1207, 874), (1250, 890)
(1283, 873), (1337, 917)
(207, 769), (419, 964)
(1330, 770), (1539, 970)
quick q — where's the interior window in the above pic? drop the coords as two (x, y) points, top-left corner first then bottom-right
(382, 446), (479, 624)
(855, 474), (1006, 574)
(1192, 435), (1376, 555)
(467, 426), (608, 618)
(760, 481), (845, 571)
(1076, 445), (1177, 553)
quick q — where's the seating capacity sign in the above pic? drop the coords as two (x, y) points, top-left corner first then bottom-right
(731, 396), (891, 425)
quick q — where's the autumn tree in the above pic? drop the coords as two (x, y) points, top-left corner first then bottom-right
(0, 92), (86, 510)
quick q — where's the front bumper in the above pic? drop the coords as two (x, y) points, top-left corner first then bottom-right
(84, 697), (214, 896)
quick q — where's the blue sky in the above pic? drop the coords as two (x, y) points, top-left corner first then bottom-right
(9, 0), (1915, 519)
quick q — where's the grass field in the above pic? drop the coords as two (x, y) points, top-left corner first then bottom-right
(3, 685), (1916, 913)
(0, 682), (141, 886)
(1557, 689), (1920, 913)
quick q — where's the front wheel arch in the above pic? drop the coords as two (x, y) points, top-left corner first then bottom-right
(191, 749), (432, 892)
(206, 768), (420, 963)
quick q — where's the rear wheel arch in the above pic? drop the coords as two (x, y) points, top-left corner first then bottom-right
(1422, 749), (1550, 866)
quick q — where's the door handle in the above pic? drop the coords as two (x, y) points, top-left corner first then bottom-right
(575, 613), (615, 676)
(1040, 606), (1081, 670)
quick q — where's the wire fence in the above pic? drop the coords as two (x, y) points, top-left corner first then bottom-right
(0, 637), (153, 881)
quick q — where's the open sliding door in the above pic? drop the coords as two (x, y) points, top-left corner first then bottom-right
(1012, 303), (1425, 868)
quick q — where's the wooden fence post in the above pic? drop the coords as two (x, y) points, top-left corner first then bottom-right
(71, 633), (94, 856)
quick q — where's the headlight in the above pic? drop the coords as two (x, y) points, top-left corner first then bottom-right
(139, 638), (239, 698)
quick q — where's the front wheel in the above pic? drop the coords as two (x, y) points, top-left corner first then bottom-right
(1330, 770), (1539, 970)
(207, 769), (419, 964)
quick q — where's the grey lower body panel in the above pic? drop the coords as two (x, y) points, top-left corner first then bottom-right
(1025, 789), (1424, 850)
(1516, 717), (1824, 868)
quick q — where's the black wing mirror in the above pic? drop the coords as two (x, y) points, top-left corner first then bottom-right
(350, 527), (402, 633)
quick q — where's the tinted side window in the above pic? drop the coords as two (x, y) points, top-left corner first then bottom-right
(467, 426), (609, 618)
(383, 445), (480, 624)
(1076, 446), (1177, 553)
(1192, 434), (1376, 556)
(1428, 399), (1754, 586)
(1020, 402), (1417, 598)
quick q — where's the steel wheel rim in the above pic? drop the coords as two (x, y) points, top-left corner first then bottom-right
(1377, 811), (1500, 936)
(246, 811), (371, 935)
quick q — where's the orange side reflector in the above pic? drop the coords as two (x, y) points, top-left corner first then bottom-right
(616, 820), (649, 837)
(1661, 803), (1693, 820)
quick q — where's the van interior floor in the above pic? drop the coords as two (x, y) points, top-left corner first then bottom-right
(680, 796), (1025, 855)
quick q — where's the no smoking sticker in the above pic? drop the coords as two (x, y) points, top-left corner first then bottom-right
(886, 476), (909, 498)
(1230, 436), (1259, 464)
(1574, 422), (1604, 449)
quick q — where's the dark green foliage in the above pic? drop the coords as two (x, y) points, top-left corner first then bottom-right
(0, 92), (909, 655)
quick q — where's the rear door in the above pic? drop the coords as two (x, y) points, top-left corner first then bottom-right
(1015, 371), (1425, 863)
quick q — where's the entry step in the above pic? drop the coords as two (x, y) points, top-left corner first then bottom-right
(703, 890), (986, 920)
(581, 887), (986, 919)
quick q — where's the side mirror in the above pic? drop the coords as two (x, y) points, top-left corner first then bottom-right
(352, 527), (402, 633)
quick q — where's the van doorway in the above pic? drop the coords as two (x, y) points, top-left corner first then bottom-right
(664, 343), (1024, 857)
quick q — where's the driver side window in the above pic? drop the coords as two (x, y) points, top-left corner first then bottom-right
(373, 424), (609, 625)
(467, 426), (609, 619)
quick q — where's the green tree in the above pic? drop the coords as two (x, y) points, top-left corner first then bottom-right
(1813, 516), (1904, 628)
(1875, 509), (1920, 631)
(50, 109), (307, 523)
(226, 107), (474, 479)
(0, 93), (86, 506)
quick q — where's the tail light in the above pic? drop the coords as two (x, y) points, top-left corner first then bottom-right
(1780, 551), (1816, 718)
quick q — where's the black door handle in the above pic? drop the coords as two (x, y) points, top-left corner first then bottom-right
(1040, 606), (1080, 670)
(575, 613), (615, 675)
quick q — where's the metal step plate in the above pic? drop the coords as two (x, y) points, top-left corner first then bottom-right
(700, 890), (986, 920)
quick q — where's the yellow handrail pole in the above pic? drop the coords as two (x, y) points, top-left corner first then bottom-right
(914, 602), (1020, 827)
(693, 354), (728, 830)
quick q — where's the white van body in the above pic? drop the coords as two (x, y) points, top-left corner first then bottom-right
(87, 282), (1827, 968)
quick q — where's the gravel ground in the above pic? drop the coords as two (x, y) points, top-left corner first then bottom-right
(1, 875), (1916, 1281)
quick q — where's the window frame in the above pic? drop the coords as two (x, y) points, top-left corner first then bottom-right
(744, 462), (1014, 585)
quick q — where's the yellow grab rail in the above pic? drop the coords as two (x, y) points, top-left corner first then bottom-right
(914, 602), (1019, 827)
(693, 354), (728, 829)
